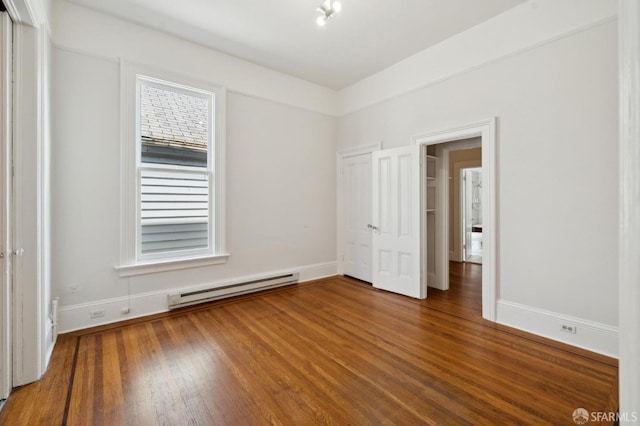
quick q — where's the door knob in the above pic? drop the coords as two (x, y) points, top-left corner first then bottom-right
(11, 248), (24, 256)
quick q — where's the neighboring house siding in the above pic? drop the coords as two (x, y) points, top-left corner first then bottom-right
(141, 223), (208, 253)
(140, 168), (209, 254)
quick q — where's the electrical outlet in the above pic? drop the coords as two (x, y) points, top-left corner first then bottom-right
(121, 307), (131, 314)
(561, 324), (577, 334)
(89, 309), (105, 319)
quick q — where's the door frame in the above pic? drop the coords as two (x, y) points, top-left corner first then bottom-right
(450, 159), (481, 262)
(619, 0), (640, 414)
(336, 142), (381, 276)
(413, 118), (497, 321)
(461, 166), (482, 262)
(429, 139), (481, 290)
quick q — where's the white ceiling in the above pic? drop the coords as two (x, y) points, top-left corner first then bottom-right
(66, 0), (527, 90)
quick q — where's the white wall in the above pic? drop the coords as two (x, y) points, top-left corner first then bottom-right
(338, 20), (619, 355)
(51, 3), (337, 331)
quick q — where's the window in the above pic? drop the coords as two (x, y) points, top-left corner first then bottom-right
(118, 63), (227, 276)
(138, 80), (211, 257)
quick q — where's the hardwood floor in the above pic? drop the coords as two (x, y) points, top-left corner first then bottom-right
(0, 263), (618, 425)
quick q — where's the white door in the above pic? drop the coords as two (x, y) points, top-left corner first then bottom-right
(463, 169), (473, 261)
(372, 145), (425, 299)
(342, 153), (372, 282)
(0, 11), (12, 400)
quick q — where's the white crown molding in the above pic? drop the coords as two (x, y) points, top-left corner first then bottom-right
(4, 0), (49, 29)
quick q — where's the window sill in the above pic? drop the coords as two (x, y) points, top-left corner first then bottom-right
(115, 254), (230, 278)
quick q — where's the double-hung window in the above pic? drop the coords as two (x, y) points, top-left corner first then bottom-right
(118, 63), (227, 276)
(138, 79), (212, 258)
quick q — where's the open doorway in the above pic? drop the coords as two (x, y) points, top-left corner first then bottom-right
(422, 140), (481, 289)
(424, 141), (483, 317)
(414, 118), (496, 321)
(447, 147), (481, 264)
(462, 167), (482, 264)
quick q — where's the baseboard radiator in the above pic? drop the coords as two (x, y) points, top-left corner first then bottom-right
(167, 272), (299, 309)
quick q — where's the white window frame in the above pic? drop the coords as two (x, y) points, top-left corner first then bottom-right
(116, 61), (228, 277)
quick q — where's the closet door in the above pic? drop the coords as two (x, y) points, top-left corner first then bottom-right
(0, 11), (12, 400)
(371, 146), (425, 299)
(341, 153), (372, 282)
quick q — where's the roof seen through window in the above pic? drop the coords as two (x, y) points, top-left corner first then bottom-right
(140, 84), (209, 146)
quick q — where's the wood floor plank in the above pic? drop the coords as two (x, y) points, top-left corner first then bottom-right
(263, 287), (543, 424)
(249, 298), (484, 424)
(321, 277), (616, 419)
(309, 281), (613, 403)
(0, 262), (618, 425)
(227, 299), (428, 425)
(0, 333), (76, 425)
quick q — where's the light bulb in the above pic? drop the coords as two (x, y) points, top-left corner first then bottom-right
(317, 15), (326, 26)
(332, 1), (342, 13)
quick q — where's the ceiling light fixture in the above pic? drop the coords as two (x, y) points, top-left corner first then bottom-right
(316, 0), (342, 27)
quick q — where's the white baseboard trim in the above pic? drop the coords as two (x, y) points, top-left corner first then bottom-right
(496, 299), (619, 358)
(298, 261), (338, 282)
(427, 272), (443, 290)
(58, 261), (337, 334)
